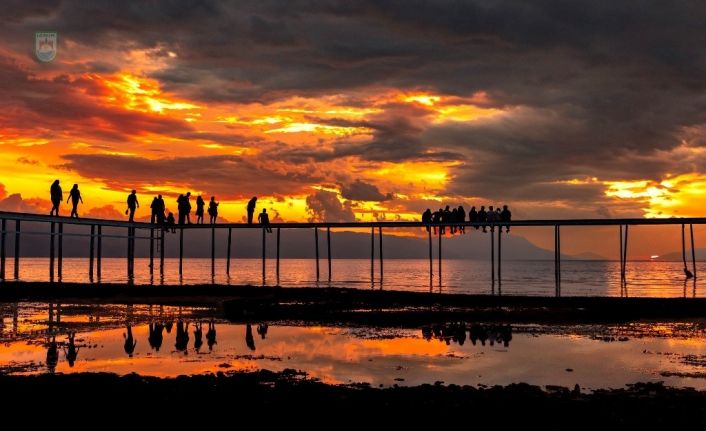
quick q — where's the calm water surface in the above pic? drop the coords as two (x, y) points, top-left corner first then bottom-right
(2, 303), (706, 390)
(5, 258), (706, 297)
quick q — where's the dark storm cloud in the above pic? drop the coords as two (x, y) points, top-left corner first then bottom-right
(59, 153), (325, 198)
(4, 1), (706, 210)
(341, 180), (393, 202)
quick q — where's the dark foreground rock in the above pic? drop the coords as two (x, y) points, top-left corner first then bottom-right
(2, 371), (705, 425)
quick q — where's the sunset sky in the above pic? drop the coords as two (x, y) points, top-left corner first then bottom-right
(2, 1), (706, 256)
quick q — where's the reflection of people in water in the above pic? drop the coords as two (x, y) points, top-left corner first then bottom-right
(423, 323), (512, 348)
(256, 323), (268, 339)
(194, 322), (203, 353)
(46, 336), (59, 373)
(245, 323), (256, 351)
(63, 332), (79, 367)
(148, 322), (164, 352)
(206, 320), (217, 351)
(123, 325), (137, 357)
(175, 321), (189, 354)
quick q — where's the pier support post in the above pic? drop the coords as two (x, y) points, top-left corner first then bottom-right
(58, 223), (63, 281)
(0, 219), (5, 280)
(370, 227), (374, 283)
(379, 227), (383, 283)
(89, 225), (95, 282)
(690, 224), (697, 279)
(619, 225), (624, 282)
(428, 228), (432, 285)
(276, 227), (280, 280)
(14, 220), (20, 279)
(315, 227), (319, 281)
(159, 227), (165, 278)
(211, 226), (215, 279)
(149, 228), (154, 276)
(49, 222), (55, 282)
(623, 224), (628, 284)
(96, 225), (101, 281)
(262, 226), (266, 282)
(327, 227), (332, 281)
(497, 227), (502, 293)
(179, 227), (184, 277)
(554, 225), (561, 296)
(438, 229), (442, 286)
(226, 227), (232, 276)
(491, 226), (495, 288)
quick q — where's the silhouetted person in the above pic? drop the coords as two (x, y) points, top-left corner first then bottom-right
(441, 206), (451, 234)
(195, 195), (205, 224)
(245, 323), (256, 351)
(50, 180), (62, 216)
(422, 208), (432, 232)
(487, 205), (496, 232)
(177, 192), (192, 225)
(148, 322), (164, 352)
(500, 324), (513, 347)
(247, 196), (257, 224)
(469, 206), (478, 230)
(166, 212), (176, 233)
(63, 332), (79, 367)
(156, 195), (165, 224)
(206, 319), (217, 351)
(67, 184), (83, 218)
(457, 206), (466, 234)
(46, 336), (59, 373)
(124, 324), (137, 357)
(208, 196), (219, 224)
(500, 205), (512, 233)
(175, 320), (189, 354)
(258, 208), (272, 233)
(165, 320), (173, 334)
(194, 322), (203, 353)
(432, 208), (442, 234)
(150, 196), (160, 224)
(126, 190), (139, 222)
(478, 206), (487, 232)
(257, 323), (268, 339)
(450, 207), (458, 234)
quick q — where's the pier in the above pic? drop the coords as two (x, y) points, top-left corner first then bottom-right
(0, 210), (701, 295)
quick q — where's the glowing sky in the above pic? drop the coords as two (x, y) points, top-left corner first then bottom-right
(2, 1), (706, 256)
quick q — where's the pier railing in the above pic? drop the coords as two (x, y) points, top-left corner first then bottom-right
(0, 210), (702, 294)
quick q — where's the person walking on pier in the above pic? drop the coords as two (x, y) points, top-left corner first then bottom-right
(126, 190), (139, 222)
(67, 184), (83, 218)
(50, 180), (62, 216)
(258, 208), (272, 233)
(208, 196), (219, 224)
(247, 196), (257, 224)
(195, 195), (205, 224)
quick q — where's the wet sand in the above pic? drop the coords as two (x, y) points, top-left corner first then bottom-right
(1, 371), (705, 425)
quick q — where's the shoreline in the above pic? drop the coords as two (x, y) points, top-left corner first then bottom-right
(2, 281), (706, 324)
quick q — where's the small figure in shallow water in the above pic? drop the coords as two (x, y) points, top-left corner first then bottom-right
(63, 331), (79, 367)
(245, 323), (256, 351)
(257, 323), (268, 339)
(123, 325), (137, 357)
(206, 320), (217, 351)
(194, 322), (203, 353)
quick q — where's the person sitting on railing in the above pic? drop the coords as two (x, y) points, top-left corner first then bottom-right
(421, 208), (432, 232)
(166, 211), (176, 233)
(208, 196), (219, 224)
(432, 208), (442, 234)
(450, 207), (458, 234)
(487, 205), (497, 232)
(50, 179), (62, 216)
(258, 208), (272, 233)
(478, 206), (487, 232)
(67, 184), (83, 218)
(469, 206), (478, 230)
(500, 205), (512, 233)
(457, 205), (466, 234)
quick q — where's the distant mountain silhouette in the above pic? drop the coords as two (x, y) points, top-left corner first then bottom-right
(3, 222), (593, 260)
(564, 251), (608, 261)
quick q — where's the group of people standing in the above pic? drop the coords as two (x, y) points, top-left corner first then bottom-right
(173, 192), (220, 225)
(421, 204), (512, 234)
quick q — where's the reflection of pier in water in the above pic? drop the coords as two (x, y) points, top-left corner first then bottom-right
(0, 210), (703, 296)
